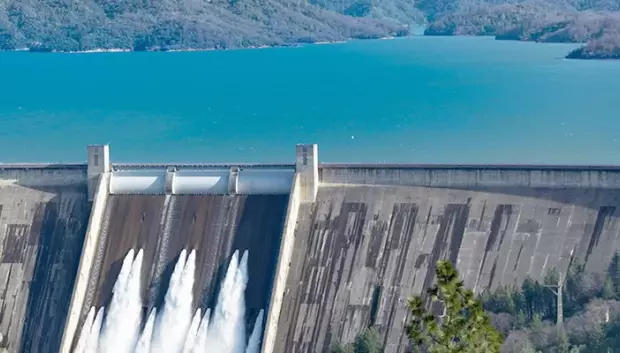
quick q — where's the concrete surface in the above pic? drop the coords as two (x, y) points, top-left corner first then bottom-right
(296, 144), (319, 202)
(60, 172), (110, 353)
(7, 147), (620, 353)
(86, 145), (110, 202)
(319, 165), (620, 188)
(262, 174), (301, 353)
(70, 194), (289, 350)
(0, 167), (90, 353)
(273, 175), (620, 353)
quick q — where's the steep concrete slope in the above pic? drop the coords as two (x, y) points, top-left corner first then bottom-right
(0, 167), (90, 353)
(74, 194), (288, 349)
(274, 167), (620, 353)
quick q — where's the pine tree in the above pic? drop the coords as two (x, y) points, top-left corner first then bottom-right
(530, 312), (543, 330)
(558, 329), (571, 353)
(602, 278), (615, 300)
(330, 341), (354, 353)
(406, 260), (503, 353)
(353, 327), (382, 353)
(608, 252), (620, 298)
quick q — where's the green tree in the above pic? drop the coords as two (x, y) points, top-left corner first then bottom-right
(522, 277), (545, 320)
(585, 315), (620, 353)
(330, 341), (354, 353)
(608, 252), (620, 297)
(543, 268), (560, 319)
(557, 329), (570, 353)
(353, 327), (382, 353)
(601, 278), (614, 300)
(330, 328), (382, 353)
(514, 310), (527, 329)
(482, 286), (517, 315)
(406, 260), (503, 353)
(530, 312), (543, 330)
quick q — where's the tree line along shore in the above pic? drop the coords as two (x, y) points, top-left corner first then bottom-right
(0, 0), (618, 59)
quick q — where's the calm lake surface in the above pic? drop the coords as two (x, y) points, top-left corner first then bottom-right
(1, 36), (619, 164)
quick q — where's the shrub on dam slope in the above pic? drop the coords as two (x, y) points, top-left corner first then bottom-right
(407, 260), (503, 353)
(330, 327), (383, 353)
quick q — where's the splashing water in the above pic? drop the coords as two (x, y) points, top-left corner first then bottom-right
(74, 249), (264, 353)
(99, 249), (144, 353)
(135, 309), (156, 353)
(246, 309), (265, 353)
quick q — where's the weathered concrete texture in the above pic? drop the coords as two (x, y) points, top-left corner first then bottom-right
(319, 165), (620, 189)
(75, 194), (288, 348)
(274, 184), (620, 353)
(60, 173), (109, 353)
(0, 169), (89, 353)
(263, 174), (301, 353)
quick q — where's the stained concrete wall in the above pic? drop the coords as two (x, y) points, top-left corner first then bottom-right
(0, 166), (90, 353)
(319, 165), (620, 188)
(262, 174), (301, 353)
(69, 194), (289, 350)
(273, 166), (620, 353)
(59, 172), (110, 353)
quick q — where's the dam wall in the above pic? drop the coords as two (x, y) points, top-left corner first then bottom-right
(272, 163), (620, 353)
(60, 171), (110, 353)
(262, 173), (301, 353)
(7, 143), (620, 353)
(0, 165), (90, 353)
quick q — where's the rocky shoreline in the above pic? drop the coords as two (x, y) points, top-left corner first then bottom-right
(423, 7), (620, 60)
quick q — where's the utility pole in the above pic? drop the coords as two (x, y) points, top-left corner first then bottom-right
(544, 272), (565, 338)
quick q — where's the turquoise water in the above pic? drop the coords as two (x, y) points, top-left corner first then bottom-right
(1, 36), (620, 164)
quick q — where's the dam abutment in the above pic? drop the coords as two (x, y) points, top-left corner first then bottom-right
(262, 173), (301, 353)
(262, 143), (319, 353)
(0, 165), (90, 353)
(59, 171), (110, 353)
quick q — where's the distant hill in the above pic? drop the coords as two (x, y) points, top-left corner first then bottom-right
(314, 0), (620, 59)
(0, 0), (408, 52)
(308, 0), (425, 24)
(1, 0), (619, 58)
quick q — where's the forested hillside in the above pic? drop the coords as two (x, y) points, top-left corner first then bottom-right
(314, 0), (620, 58)
(0, 0), (407, 51)
(482, 253), (620, 352)
(1, 0), (619, 56)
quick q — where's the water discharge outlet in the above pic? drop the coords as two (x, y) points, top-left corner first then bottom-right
(74, 249), (265, 353)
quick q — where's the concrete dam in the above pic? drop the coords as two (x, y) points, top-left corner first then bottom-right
(1, 144), (620, 353)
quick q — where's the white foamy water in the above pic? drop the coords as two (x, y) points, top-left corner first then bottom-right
(135, 309), (156, 353)
(246, 309), (265, 353)
(74, 308), (95, 353)
(205, 250), (250, 353)
(99, 249), (144, 353)
(74, 248), (264, 353)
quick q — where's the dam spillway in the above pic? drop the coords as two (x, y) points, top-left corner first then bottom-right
(60, 145), (293, 353)
(4, 144), (620, 353)
(82, 194), (288, 319)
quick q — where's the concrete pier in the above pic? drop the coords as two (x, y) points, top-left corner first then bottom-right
(296, 144), (319, 202)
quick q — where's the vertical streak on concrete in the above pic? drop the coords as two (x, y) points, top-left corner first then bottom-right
(148, 194), (174, 307)
(59, 172), (110, 353)
(87, 145), (110, 202)
(296, 144), (318, 202)
(261, 174), (301, 353)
